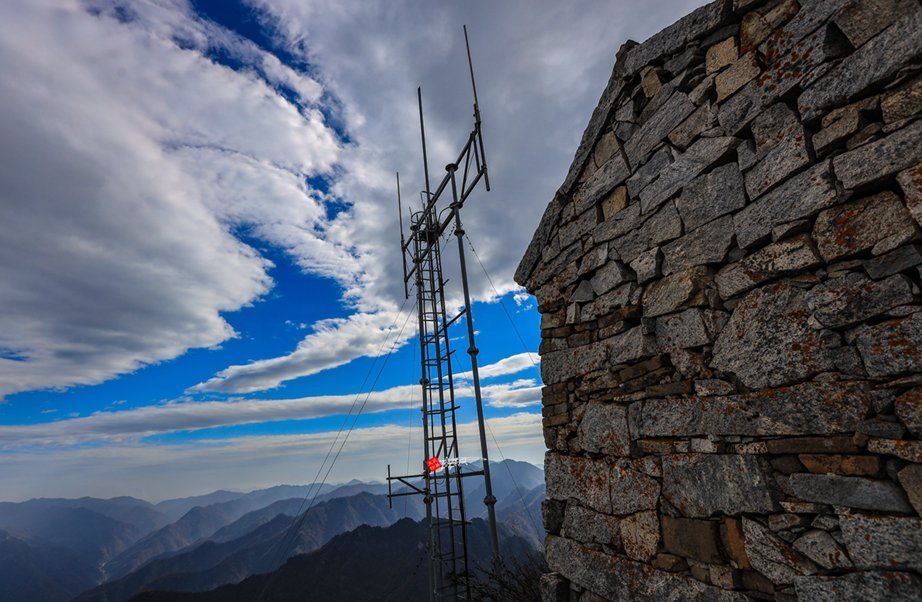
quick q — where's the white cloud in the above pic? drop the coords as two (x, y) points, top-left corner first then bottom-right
(484, 383), (543, 409)
(0, 413), (544, 501)
(191, 307), (412, 393)
(0, 0), (347, 397)
(0, 350), (539, 445)
(455, 352), (539, 381)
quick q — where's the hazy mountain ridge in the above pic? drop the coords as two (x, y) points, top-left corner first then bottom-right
(77, 491), (425, 601)
(0, 529), (100, 602)
(0, 461), (543, 602)
(132, 517), (538, 602)
(0, 502), (143, 567)
(103, 481), (371, 579)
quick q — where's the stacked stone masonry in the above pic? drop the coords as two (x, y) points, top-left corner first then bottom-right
(514, 0), (922, 600)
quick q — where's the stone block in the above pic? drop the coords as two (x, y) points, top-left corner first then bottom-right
(897, 464), (922, 515)
(722, 517), (751, 568)
(707, 36), (738, 73)
(716, 51), (760, 101)
(864, 244), (922, 279)
(594, 202), (643, 245)
(661, 516), (721, 562)
(571, 279), (594, 302)
(866, 438), (922, 463)
(711, 283), (838, 389)
(655, 308), (711, 352)
(638, 136), (739, 216)
(833, 0), (919, 48)
(742, 518), (817, 584)
(633, 381), (872, 438)
(788, 473), (914, 513)
(611, 201), (682, 263)
(739, 0), (799, 54)
(541, 338), (611, 385)
(620, 510), (659, 562)
(767, 436), (862, 455)
(591, 129), (620, 172)
(640, 66), (663, 98)
(897, 164), (922, 228)
(626, 147), (673, 198)
(545, 535), (748, 602)
(545, 453), (613, 514)
(794, 572), (922, 602)
(642, 266), (712, 317)
(577, 402), (630, 456)
(813, 107), (863, 155)
(882, 76), (922, 123)
(600, 185), (627, 221)
(793, 530), (853, 570)
(610, 459), (660, 515)
(797, 454), (880, 477)
(770, 218), (811, 242)
(806, 273), (914, 328)
(675, 163), (746, 232)
(857, 418), (906, 439)
(662, 454), (777, 517)
(589, 260), (631, 296)
(629, 247), (661, 284)
(609, 324), (657, 365)
(693, 378), (735, 396)
(562, 503), (619, 546)
(667, 103), (714, 150)
(854, 312), (922, 377)
(625, 92), (696, 168)
(745, 103), (811, 199)
(833, 117), (922, 190)
(840, 514), (922, 572)
(895, 388), (922, 437)
(734, 161), (838, 250)
(715, 234), (821, 299)
(661, 215), (734, 275)
(813, 192), (917, 262)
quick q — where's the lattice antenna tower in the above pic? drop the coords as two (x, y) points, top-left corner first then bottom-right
(386, 25), (500, 602)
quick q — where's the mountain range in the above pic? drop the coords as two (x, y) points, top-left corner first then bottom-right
(0, 460), (543, 602)
(133, 517), (538, 602)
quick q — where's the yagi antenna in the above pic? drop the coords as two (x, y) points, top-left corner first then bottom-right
(464, 25), (489, 191)
(396, 172), (409, 300)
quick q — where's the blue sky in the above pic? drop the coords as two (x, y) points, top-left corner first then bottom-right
(0, 0), (707, 501)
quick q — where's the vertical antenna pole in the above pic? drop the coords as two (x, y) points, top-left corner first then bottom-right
(397, 173), (409, 300)
(447, 164), (501, 572)
(418, 87), (432, 199)
(464, 25), (490, 191)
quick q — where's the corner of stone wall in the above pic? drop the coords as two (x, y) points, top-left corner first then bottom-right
(517, 0), (922, 600)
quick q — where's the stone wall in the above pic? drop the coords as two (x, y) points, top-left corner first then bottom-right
(514, 0), (922, 600)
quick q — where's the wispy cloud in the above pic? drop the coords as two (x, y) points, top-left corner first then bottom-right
(0, 413), (544, 501)
(455, 352), (540, 381)
(0, 352), (540, 446)
(190, 308), (413, 394)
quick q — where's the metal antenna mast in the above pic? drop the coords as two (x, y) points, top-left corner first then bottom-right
(386, 26), (499, 601)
